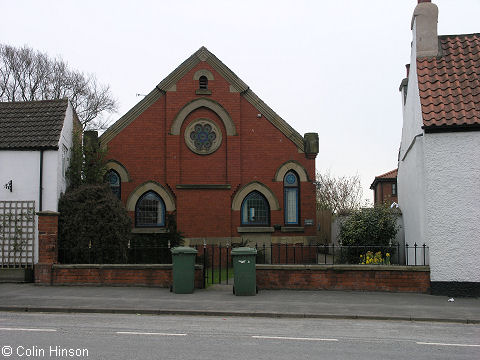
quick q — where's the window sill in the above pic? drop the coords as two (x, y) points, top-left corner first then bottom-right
(281, 227), (304, 233)
(131, 228), (169, 234)
(237, 227), (274, 233)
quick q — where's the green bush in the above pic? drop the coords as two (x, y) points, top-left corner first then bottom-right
(58, 184), (132, 264)
(338, 205), (399, 264)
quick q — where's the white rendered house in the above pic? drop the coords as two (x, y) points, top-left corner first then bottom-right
(398, 1), (480, 296)
(0, 99), (79, 267)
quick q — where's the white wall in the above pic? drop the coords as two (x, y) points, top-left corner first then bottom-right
(424, 132), (480, 282)
(0, 150), (40, 208)
(397, 17), (427, 264)
(56, 102), (75, 200)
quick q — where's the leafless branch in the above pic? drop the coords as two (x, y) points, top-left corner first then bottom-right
(0, 43), (117, 130)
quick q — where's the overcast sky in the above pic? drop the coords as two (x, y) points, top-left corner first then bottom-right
(2, 0), (479, 203)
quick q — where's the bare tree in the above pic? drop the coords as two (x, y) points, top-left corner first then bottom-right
(316, 171), (363, 214)
(0, 44), (117, 130)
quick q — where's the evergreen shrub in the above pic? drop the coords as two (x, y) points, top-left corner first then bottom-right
(58, 184), (131, 264)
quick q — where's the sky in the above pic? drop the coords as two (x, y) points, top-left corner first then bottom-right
(1, 0), (479, 203)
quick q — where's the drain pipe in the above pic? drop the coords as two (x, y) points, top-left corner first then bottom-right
(39, 150), (44, 211)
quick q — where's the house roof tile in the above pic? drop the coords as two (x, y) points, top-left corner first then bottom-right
(417, 33), (480, 131)
(370, 169), (397, 189)
(0, 99), (68, 150)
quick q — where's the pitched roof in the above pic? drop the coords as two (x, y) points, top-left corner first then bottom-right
(370, 169), (398, 189)
(0, 99), (68, 150)
(417, 33), (480, 132)
(100, 47), (306, 151)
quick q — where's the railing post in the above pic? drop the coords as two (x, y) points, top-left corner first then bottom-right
(218, 243), (222, 284)
(263, 243), (266, 264)
(405, 243), (409, 265)
(293, 243), (296, 264)
(324, 243), (327, 264)
(211, 244), (214, 284)
(332, 243), (335, 265)
(423, 243), (426, 266)
(226, 242), (230, 285)
(414, 242), (417, 266)
(397, 243), (400, 265)
(203, 239), (207, 288)
(285, 243), (288, 264)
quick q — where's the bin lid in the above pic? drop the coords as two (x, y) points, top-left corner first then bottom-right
(171, 246), (198, 254)
(231, 247), (257, 255)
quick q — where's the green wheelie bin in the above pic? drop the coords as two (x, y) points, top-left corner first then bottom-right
(231, 247), (257, 296)
(171, 247), (198, 294)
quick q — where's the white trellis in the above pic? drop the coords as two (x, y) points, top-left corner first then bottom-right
(0, 201), (35, 268)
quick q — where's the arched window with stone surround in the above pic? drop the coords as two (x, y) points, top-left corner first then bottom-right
(241, 191), (270, 226)
(135, 191), (165, 227)
(106, 169), (121, 200)
(284, 170), (299, 225)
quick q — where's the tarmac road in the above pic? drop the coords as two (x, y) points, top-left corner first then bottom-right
(0, 312), (479, 360)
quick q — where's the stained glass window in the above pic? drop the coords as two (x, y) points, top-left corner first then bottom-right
(135, 191), (165, 227)
(241, 191), (269, 226)
(190, 123), (216, 151)
(284, 171), (299, 225)
(106, 170), (121, 199)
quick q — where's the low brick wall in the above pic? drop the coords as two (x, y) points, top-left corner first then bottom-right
(256, 265), (430, 293)
(35, 264), (204, 289)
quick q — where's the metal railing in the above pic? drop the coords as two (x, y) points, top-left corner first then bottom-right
(252, 243), (429, 266)
(58, 243), (430, 266)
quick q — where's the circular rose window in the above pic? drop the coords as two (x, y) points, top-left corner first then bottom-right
(184, 119), (222, 155)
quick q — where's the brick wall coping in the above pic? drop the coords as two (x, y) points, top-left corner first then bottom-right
(36, 211), (60, 216)
(256, 264), (430, 272)
(52, 264), (203, 270)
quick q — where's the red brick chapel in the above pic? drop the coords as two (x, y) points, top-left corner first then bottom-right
(100, 47), (319, 246)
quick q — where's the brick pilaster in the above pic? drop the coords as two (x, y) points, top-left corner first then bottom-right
(35, 211), (59, 284)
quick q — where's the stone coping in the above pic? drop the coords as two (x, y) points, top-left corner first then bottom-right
(52, 264), (203, 270)
(176, 184), (231, 189)
(256, 264), (430, 272)
(237, 227), (275, 233)
(36, 211), (60, 216)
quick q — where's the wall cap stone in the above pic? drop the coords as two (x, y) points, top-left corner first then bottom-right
(237, 227), (275, 233)
(36, 211), (60, 216)
(256, 264), (430, 272)
(52, 264), (203, 270)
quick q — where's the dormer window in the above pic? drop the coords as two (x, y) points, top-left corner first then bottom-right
(199, 76), (208, 90)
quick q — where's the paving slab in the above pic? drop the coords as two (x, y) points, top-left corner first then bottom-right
(0, 284), (478, 323)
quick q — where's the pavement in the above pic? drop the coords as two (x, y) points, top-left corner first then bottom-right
(0, 283), (479, 324)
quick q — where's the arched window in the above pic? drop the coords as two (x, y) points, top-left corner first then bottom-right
(199, 75), (208, 89)
(135, 191), (165, 227)
(106, 169), (121, 199)
(284, 171), (299, 225)
(241, 191), (270, 226)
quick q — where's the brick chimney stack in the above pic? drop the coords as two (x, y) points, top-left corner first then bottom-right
(411, 0), (438, 58)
